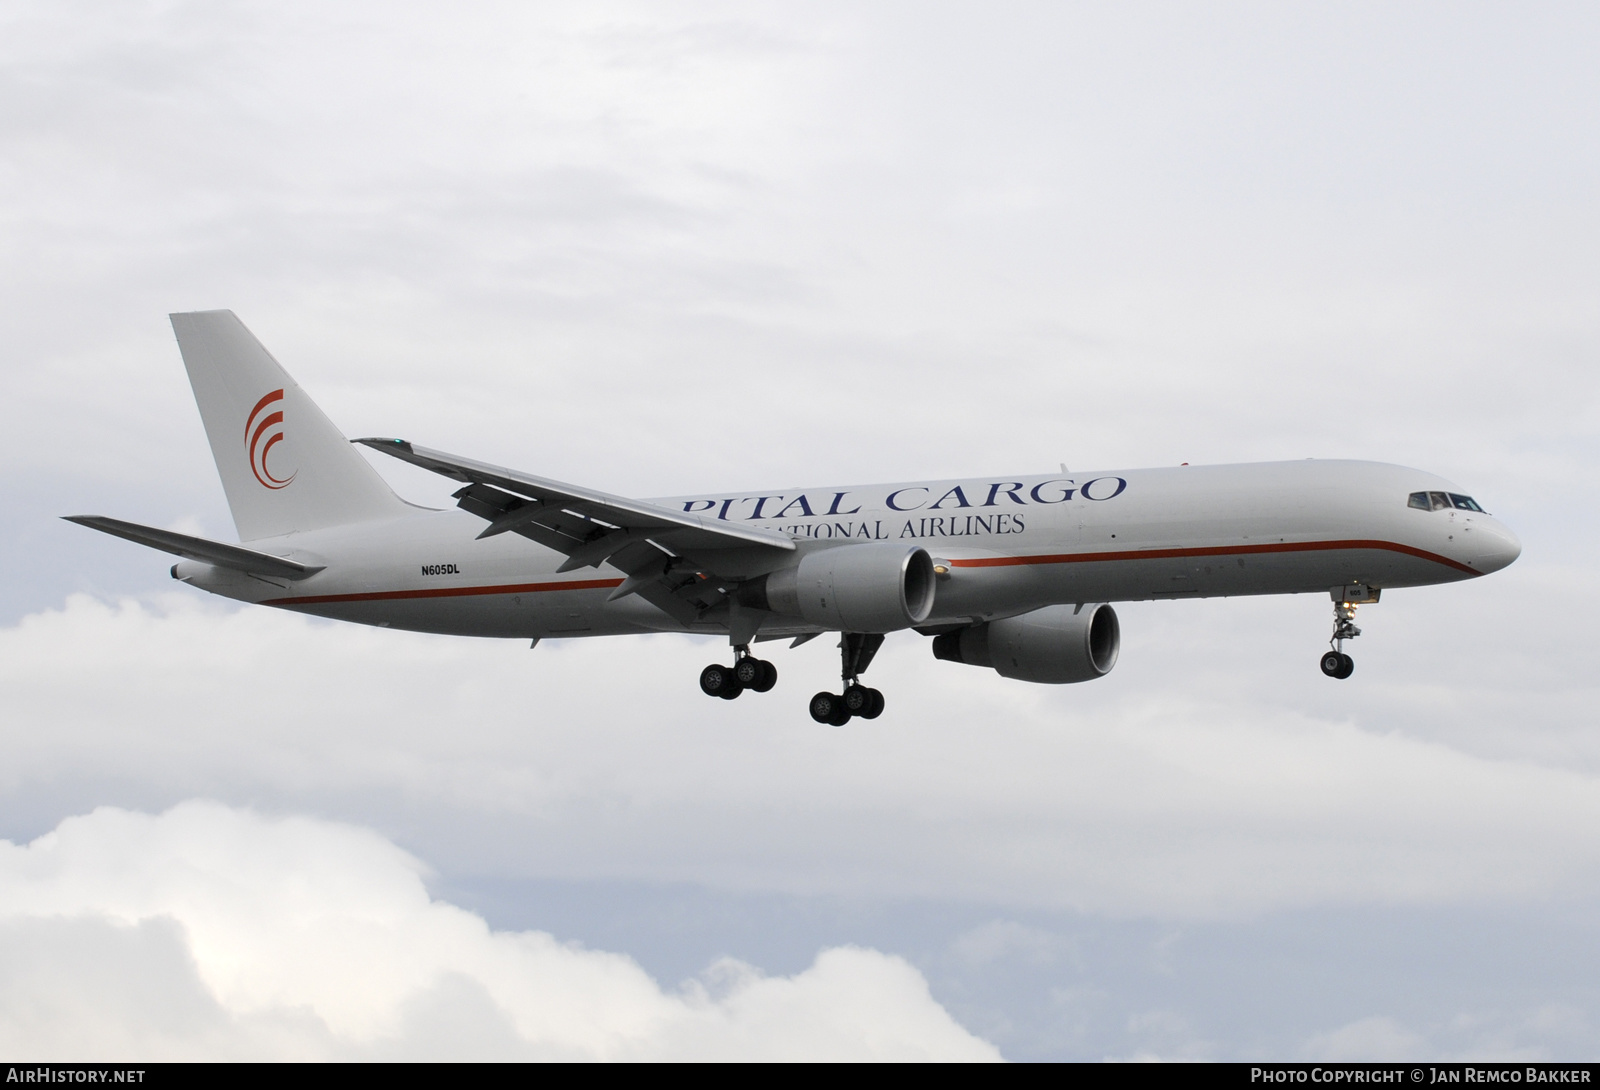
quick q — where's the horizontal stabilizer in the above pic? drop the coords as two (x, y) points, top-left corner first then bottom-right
(63, 516), (324, 580)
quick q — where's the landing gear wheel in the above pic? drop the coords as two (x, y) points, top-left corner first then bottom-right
(809, 691), (840, 724)
(720, 683), (744, 699)
(1320, 651), (1354, 679)
(735, 657), (777, 692)
(842, 684), (872, 714)
(700, 663), (736, 697)
(861, 688), (885, 719)
(827, 701), (852, 727)
(1320, 592), (1369, 681)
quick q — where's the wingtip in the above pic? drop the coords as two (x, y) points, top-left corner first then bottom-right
(352, 437), (414, 454)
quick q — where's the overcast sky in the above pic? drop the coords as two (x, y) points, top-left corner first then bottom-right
(2, 0), (1598, 1061)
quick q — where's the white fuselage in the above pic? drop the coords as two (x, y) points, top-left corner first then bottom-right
(175, 459), (1522, 640)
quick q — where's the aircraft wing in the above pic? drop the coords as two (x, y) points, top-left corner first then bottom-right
(354, 438), (796, 626)
(63, 515), (325, 580)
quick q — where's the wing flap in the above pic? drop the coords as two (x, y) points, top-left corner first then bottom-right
(354, 439), (797, 630)
(354, 438), (795, 555)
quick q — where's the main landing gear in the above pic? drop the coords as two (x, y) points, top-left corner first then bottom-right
(809, 633), (886, 726)
(698, 632), (889, 724)
(700, 647), (777, 700)
(1320, 584), (1379, 680)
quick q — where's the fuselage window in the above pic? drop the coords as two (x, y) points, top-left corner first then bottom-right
(1449, 494), (1484, 512)
(1408, 492), (1431, 510)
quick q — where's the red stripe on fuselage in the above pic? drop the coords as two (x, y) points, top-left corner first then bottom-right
(261, 538), (1473, 609)
(946, 538), (1478, 575)
(262, 577), (624, 607)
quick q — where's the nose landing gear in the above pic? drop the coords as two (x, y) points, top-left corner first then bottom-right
(1320, 584), (1379, 679)
(809, 633), (886, 726)
(1320, 649), (1355, 679)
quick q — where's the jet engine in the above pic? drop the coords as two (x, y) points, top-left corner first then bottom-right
(742, 543), (937, 633)
(931, 603), (1120, 684)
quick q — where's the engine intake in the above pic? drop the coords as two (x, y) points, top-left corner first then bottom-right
(932, 603), (1120, 684)
(743, 543), (936, 633)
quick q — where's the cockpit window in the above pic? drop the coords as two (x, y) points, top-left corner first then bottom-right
(1408, 491), (1487, 513)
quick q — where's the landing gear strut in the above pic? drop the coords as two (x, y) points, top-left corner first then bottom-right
(1320, 584), (1379, 680)
(809, 633), (886, 725)
(700, 645), (777, 700)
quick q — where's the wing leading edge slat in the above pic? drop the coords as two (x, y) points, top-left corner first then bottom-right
(354, 438), (795, 555)
(355, 439), (795, 629)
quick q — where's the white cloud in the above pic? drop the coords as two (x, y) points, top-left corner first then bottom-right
(948, 920), (1073, 969)
(0, 801), (999, 1061)
(1302, 1016), (1427, 1062)
(1298, 1006), (1597, 1063)
(1114, 1009), (1215, 1062)
(3, 0), (1599, 1059)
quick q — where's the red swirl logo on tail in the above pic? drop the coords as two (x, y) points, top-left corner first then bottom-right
(244, 389), (296, 489)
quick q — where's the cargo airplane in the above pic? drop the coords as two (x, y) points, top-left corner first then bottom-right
(67, 312), (1522, 724)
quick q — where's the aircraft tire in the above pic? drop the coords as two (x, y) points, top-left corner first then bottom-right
(701, 663), (735, 696)
(753, 660), (778, 693)
(861, 688), (885, 719)
(809, 691), (839, 723)
(842, 684), (872, 714)
(1335, 653), (1355, 679)
(735, 657), (764, 687)
(1319, 651), (1344, 678)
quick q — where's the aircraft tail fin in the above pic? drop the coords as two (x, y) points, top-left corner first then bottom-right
(170, 310), (409, 542)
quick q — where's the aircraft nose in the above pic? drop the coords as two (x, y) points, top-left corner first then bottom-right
(1474, 520), (1522, 574)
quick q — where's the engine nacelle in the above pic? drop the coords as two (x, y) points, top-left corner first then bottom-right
(931, 603), (1120, 684)
(744, 543), (937, 633)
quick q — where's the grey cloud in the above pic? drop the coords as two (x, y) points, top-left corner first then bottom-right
(3, 0), (1599, 1061)
(3, 591), (1597, 917)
